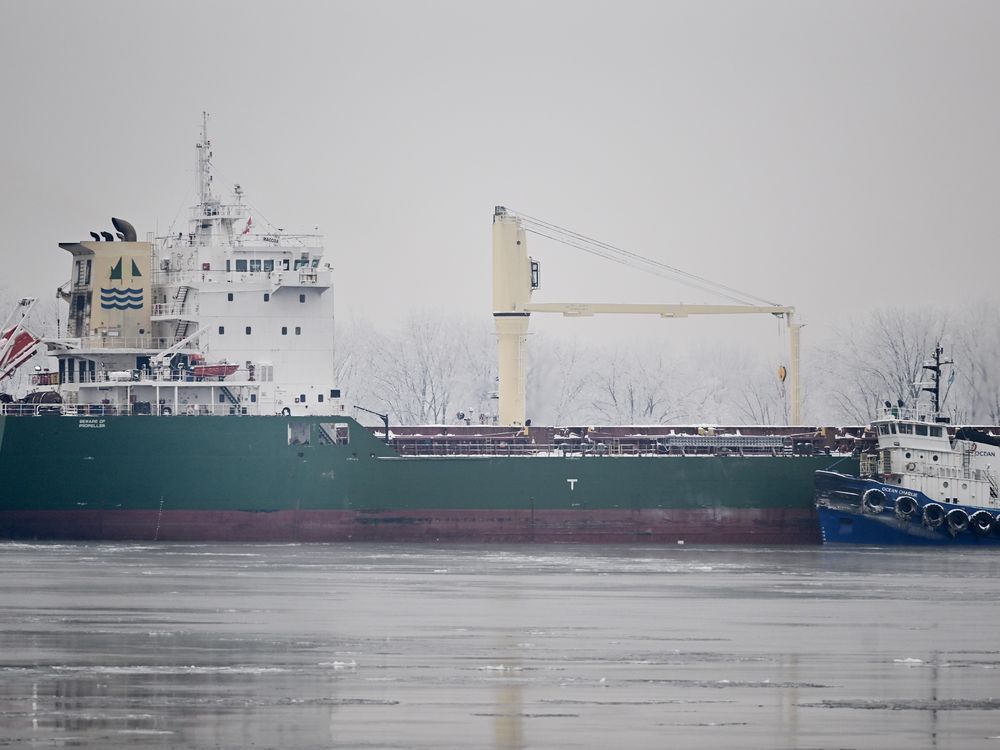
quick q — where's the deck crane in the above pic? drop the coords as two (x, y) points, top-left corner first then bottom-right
(492, 207), (803, 427)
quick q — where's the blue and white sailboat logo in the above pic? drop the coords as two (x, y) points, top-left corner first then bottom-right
(100, 257), (144, 310)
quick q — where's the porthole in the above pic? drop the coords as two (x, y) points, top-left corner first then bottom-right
(932, 455), (939, 461)
(905, 452), (912, 459)
(943, 481), (949, 488)
(962, 483), (968, 489)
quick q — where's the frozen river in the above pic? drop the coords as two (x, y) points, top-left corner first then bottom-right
(2, 542), (1000, 749)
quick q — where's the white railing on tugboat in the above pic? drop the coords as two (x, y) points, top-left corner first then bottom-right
(876, 405), (940, 423)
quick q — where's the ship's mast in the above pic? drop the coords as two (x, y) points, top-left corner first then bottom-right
(921, 343), (953, 414)
(197, 111), (215, 208)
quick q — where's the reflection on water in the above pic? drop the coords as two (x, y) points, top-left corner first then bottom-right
(1, 543), (1000, 749)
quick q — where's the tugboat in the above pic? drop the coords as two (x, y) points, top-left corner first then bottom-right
(815, 346), (1000, 545)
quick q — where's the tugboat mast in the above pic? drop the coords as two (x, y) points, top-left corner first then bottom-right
(921, 343), (953, 414)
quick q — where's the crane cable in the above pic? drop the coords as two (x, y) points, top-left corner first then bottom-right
(507, 209), (781, 307)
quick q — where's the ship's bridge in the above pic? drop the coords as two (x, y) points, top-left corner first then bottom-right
(873, 405), (951, 452)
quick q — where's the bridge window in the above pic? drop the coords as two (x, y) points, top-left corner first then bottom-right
(264, 260), (274, 272)
(915, 424), (928, 436)
(899, 423), (913, 434)
(235, 259), (247, 272)
(930, 426), (943, 437)
(249, 259), (262, 272)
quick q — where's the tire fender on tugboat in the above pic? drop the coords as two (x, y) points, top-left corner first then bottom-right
(946, 508), (969, 534)
(922, 503), (945, 529)
(895, 495), (917, 520)
(862, 489), (885, 514)
(970, 510), (993, 534)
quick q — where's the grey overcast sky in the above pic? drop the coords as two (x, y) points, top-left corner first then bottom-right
(2, 1), (998, 353)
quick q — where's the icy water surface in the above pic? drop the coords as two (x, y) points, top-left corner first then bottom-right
(1, 544), (1000, 749)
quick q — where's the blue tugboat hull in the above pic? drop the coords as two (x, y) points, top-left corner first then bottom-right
(815, 470), (1000, 546)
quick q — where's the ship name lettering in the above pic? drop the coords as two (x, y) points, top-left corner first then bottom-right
(567, 478), (578, 491)
(975, 450), (996, 457)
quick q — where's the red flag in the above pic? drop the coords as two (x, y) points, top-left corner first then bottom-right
(242, 216), (253, 235)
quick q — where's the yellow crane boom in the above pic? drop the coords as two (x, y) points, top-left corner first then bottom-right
(492, 207), (803, 426)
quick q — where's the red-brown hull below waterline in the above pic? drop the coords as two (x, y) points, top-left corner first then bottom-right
(0, 508), (822, 544)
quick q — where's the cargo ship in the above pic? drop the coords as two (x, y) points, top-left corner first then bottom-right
(0, 117), (856, 543)
(816, 347), (1000, 545)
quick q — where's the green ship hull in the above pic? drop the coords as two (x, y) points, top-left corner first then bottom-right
(0, 415), (854, 543)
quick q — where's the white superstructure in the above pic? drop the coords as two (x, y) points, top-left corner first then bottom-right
(30, 114), (342, 418)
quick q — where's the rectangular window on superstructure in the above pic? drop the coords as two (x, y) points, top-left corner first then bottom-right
(294, 259), (307, 270)
(930, 426), (943, 437)
(282, 259), (290, 270)
(85, 259), (92, 285)
(250, 259), (262, 272)
(281, 326), (288, 335)
(318, 394), (324, 403)
(219, 326), (225, 335)
(245, 326), (252, 335)
(226, 259), (231, 272)
(227, 293), (234, 302)
(299, 294), (306, 303)
(915, 424), (928, 436)
(263, 260), (274, 272)
(235, 259), (248, 272)
(263, 293), (270, 302)
(899, 423), (913, 434)
(295, 326), (301, 335)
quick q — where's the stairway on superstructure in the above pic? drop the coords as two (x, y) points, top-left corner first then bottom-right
(173, 286), (191, 342)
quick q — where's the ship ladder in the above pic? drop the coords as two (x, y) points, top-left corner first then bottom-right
(986, 469), (999, 500)
(219, 386), (241, 411)
(173, 286), (192, 342)
(317, 423), (336, 445)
